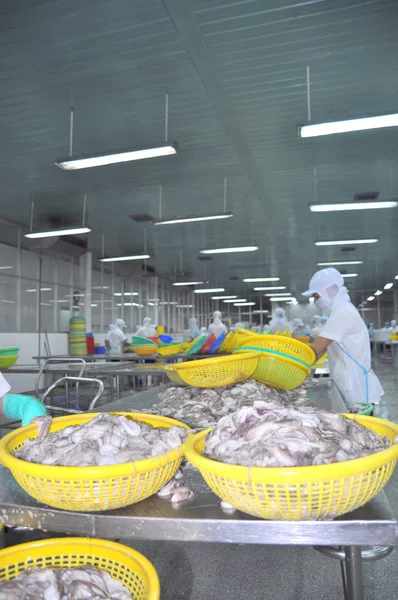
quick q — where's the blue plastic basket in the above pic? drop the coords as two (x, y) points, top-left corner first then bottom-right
(209, 332), (226, 354)
(159, 335), (173, 343)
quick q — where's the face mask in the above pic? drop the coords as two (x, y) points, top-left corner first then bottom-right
(315, 295), (333, 315)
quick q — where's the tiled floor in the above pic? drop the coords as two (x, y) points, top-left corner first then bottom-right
(3, 355), (398, 599)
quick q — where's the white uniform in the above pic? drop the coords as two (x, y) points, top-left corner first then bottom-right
(209, 318), (227, 337)
(0, 372), (10, 398)
(106, 325), (127, 356)
(320, 303), (384, 404)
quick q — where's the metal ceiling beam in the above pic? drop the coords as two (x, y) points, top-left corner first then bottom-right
(161, 0), (294, 265)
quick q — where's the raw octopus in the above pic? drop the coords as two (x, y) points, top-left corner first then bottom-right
(205, 402), (391, 467)
(15, 413), (187, 467)
(144, 379), (315, 429)
(0, 566), (131, 599)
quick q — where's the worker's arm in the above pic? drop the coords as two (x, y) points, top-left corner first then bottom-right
(310, 336), (333, 361)
(0, 394), (47, 425)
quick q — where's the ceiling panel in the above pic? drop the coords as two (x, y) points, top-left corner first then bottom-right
(0, 0), (396, 311)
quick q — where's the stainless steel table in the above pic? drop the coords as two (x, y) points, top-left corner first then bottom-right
(0, 382), (396, 600)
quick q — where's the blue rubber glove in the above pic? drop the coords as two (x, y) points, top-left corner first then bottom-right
(3, 394), (47, 426)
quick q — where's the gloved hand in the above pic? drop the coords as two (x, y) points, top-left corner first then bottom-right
(3, 394), (47, 426)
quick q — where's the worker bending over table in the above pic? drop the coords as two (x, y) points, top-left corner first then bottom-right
(303, 268), (384, 410)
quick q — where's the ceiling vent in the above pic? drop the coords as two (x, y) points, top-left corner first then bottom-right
(353, 191), (379, 201)
(129, 213), (156, 223)
(341, 246), (356, 252)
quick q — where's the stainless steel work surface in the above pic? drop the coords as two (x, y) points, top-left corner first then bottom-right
(0, 381), (396, 546)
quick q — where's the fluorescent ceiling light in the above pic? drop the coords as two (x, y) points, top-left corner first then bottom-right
(1, 299), (15, 304)
(341, 274), (358, 278)
(117, 302), (144, 307)
(310, 201), (397, 212)
(200, 246), (259, 255)
(56, 143), (178, 170)
(298, 113), (398, 138)
(270, 297), (296, 302)
(243, 277), (280, 282)
(253, 286), (286, 291)
(0, 266), (13, 270)
(99, 254), (150, 262)
(234, 302), (256, 306)
(92, 286), (109, 290)
(25, 288), (52, 292)
(315, 239), (378, 246)
(25, 227), (91, 239)
(396, 275), (398, 280)
(91, 304), (98, 307)
(384, 283), (394, 290)
(223, 298), (246, 303)
(194, 288), (225, 294)
(367, 296), (375, 301)
(265, 292), (292, 297)
(317, 261), (363, 266)
(172, 281), (204, 286)
(252, 310), (269, 314)
(211, 295), (237, 300)
(374, 290), (383, 296)
(113, 292), (139, 296)
(155, 213), (233, 225)
(177, 304), (194, 308)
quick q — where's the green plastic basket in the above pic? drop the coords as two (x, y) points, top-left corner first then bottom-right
(0, 347), (19, 356)
(132, 336), (155, 346)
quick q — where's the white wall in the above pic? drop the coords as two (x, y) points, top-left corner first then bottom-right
(0, 333), (68, 393)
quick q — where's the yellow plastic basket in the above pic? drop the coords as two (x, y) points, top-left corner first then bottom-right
(0, 413), (189, 512)
(164, 367), (187, 386)
(0, 537), (160, 600)
(157, 343), (184, 356)
(164, 353), (260, 388)
(185, 415), (398, 520)
(0, 356), (18, 369)
(133, 346), (158, 356)
(314, 353), (328, 367)
(239, 334), (315, 366)
(235, 348), (310, 390)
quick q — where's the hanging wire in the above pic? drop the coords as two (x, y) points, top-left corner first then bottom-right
(29, 200), (34, 232)
(144, 228), (147, 253)
(82, 194), (87, 227)
(251, 219), (254, 246)
(179, 250), (182, 273)
(306, 65), (311, 122)
(101, 233), (105, 257)
(165, 91), (169, 142)
(159, 186), (163, 220)
(224, 177), (227, 212)
(389, 159), (393, 195)
(202, 223), (205, 247)
(69, 108), (74, 157)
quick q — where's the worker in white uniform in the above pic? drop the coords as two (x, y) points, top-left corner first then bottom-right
(310, 315), (322, 340)
(136, 317), (157, 338)
(183, 317), (202, 341)
(105, 320), (129, 356)
(303, 268), (384, 409)
(391, 319), (397, 333)
(291, 318), (306, 336)
(269, 307), (291, 334)
(0, 372), (47, 425)
(208, 311), (228, 336)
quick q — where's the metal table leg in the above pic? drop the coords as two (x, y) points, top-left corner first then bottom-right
(344, 546), (364, 600)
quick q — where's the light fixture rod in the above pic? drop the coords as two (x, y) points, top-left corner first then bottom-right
(82, 193), (87, 227)
(165, 91), (169, 142)
(69, 107), (74, 157)
(29, 200), (34, 232)
(224, 177), (227, 212)
(159, 186), (162, 220)
(306, 65), (311, 122)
